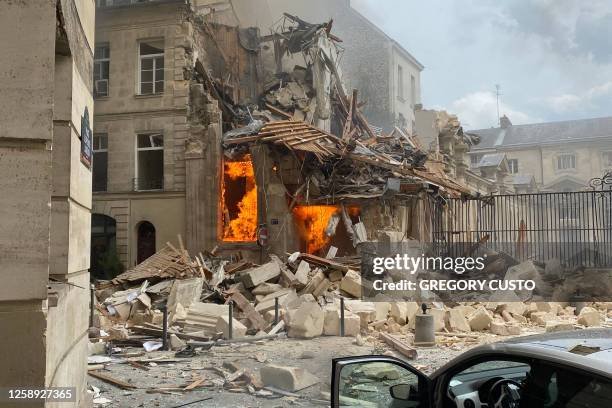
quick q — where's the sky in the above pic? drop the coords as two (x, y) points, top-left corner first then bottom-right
(351, 0), (612, 130)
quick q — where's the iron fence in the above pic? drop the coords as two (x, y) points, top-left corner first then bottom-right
(431, 190), (612, 267)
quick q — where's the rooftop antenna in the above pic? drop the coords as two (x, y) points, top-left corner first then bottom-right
(495, 84), (502, 127)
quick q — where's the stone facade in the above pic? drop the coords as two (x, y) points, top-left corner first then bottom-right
(0, 0), (95, 406)
(468, 116), (612, 192)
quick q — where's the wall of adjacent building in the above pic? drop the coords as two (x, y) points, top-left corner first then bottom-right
(0, 0), (95, 405)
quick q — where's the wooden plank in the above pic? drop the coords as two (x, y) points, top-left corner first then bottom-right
(265, 103), (292, 118)
(298, 253), (349, 272)
(379, 332), (417, 359)
(88, 371), (138, 390)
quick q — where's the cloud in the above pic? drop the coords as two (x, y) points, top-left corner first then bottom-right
(542, 80), (612, 113)
(501, 0), (612, 63)
(449, 91), (539, 129)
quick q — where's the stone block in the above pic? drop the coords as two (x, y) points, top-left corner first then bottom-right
(260, 365), (319, 392)
(530, 312), (555, 326)
(294, 261), (310, 287)
(216, 316), (247, 339)
(390, 303), (407, 325)
(285, 301), (324, 338)
(468, 307), (492, 331)
(578, 307), (600, 327)
(545, 321), (575, 333)
(447, 308), (471, 332)
(340, 270), (362, 298)
(241, 262), (281, 288)
(375, 302), (391, 321)
(169, 334), (186, 350)
(323, 306), (360, 337)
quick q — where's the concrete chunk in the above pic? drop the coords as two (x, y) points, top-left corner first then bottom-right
(285, 301), (324, 338)
(340, 269), (362, 298)
(390, 303), (407, 325)
(447, 308), (471, 332)
(323, 305), (360, 337)
(216, 315), (247, 339)
(578, 307), (601, 327)
(545, 321), (575, 333)
(241, 262), (281, 288)
(260, 365), (319, 392)
(294, 260), (310, 287)
(468, 307), (492, 331)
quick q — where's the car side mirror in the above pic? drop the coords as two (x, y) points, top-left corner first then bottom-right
(390, 383), (412, 400)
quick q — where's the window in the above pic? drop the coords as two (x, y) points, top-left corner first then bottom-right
(470, 153), (483, 167)
(92, 134), (108, 192)
(135, 133), (163, 191)
(139, 40), (164, 95)
(508, 158), (519, 174)
(94, 45), (110, 97)
(602, 151), (612, 168)
(397, 65), (404, 100)
(410, 74), (416, 107)
(556, 153), (576, 171)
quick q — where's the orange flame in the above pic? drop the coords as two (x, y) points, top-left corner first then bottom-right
(222, 155), (258, 242)
(292, 205), (339, 254)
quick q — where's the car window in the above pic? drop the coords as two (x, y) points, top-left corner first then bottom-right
(522, 364), (612, 408)
(338, 361), (424, 407)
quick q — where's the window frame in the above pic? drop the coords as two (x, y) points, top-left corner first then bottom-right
(138, 39), (165, 95)
(92, 134), (108, 192)
(134, 132), (164, 191)
(94, 44), (110, 98)
(556, 153), (577, 171)
(508, 158), (519, 174)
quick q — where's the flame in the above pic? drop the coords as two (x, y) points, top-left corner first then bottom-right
(222, 155), (258, 242)
(292, 205), (339, 254)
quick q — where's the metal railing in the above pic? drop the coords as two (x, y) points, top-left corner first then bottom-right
(431, 190), (612, 267)
(133, 178), (163, 191)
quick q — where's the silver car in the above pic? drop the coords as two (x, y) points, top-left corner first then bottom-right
(332, 328), (612, 408)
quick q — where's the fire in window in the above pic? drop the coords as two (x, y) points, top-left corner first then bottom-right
(221, 155), (258, 242)
(292, 205), (360, 255)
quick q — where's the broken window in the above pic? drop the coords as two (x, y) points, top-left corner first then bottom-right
(93, 133), (108, 192)
(397, 65), (404, 100)
(556, 153), (576, 171)
(94, 44), (110, 97)
(221, 155), (258, 242)
(508, 158), (519, 174)
(139, 40), (164, 95)
(135, 133), (163, 191)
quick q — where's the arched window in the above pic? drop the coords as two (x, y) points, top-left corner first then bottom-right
(137, 221), (156, 264)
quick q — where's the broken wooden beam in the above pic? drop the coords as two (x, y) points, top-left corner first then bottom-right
(379, 332), (417, 359)
(88, 371), (138, 390)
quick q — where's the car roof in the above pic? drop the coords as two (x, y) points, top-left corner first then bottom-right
(431, 329), (612, 379)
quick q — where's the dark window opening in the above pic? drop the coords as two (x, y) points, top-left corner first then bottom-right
(135, 133), (163, 191)
(93, 134), (108, 192)
(137, 221), (156, 264)
(90, 214), (122, 280)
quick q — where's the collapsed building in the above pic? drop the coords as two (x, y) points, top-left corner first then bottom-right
(92, 1), (478, 271)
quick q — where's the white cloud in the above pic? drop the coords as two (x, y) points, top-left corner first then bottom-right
(449, 91), (539, 129)
(542, 80), (612, 113)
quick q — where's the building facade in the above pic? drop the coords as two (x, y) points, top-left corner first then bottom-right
(0, 0), (95, 406)
(202, 0), (424, 133)
(468, 116), (612, 192)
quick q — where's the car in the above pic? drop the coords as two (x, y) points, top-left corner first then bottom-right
(331, 328), (612, 408)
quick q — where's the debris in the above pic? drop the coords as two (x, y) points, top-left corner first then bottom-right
(285, 301), (324, 338)
(468, 307), (493, 331)
(88, 371), (137, 390)
(578, 307), (601, 327)
(379, 332), (417, 359)
(241, 261), (281, 288)
(260, 365), (319, 392)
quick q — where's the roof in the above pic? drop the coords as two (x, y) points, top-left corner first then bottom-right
(513, 174), (535, 185)
(469, 116), (612, 150)
(477, 153), (506, 168)
(432, 329), (612, 379)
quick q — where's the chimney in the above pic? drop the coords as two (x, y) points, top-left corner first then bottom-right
(500, 115), (512, 129)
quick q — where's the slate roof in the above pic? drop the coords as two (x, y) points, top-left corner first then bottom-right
(477, 153), (506, 168)
(468, 116), (612, 149)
